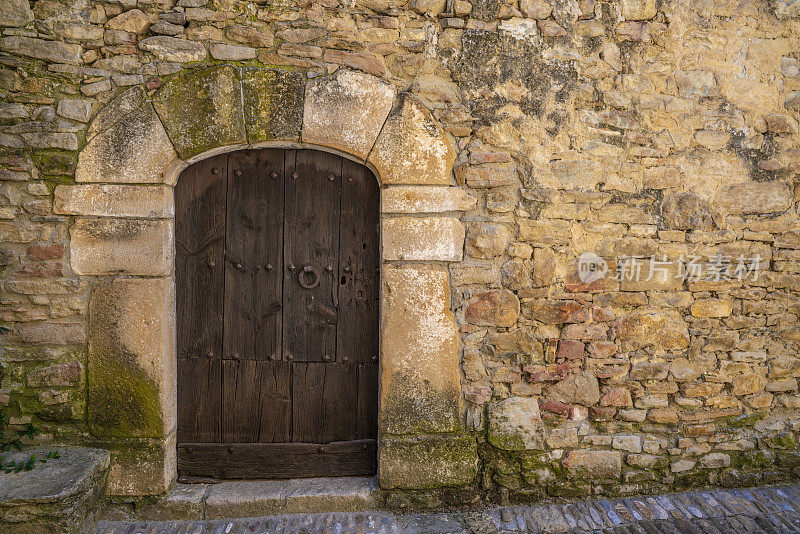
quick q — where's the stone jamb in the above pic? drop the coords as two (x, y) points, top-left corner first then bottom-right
(60, 66), (479, 495)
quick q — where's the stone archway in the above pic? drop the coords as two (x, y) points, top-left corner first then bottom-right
(55, 67), (479, 495)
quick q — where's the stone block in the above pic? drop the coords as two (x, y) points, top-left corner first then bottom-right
(137, 483), (207, 520)
(107, 9), (151, 34)
(732, 374), (767, 396)
(620, 0), (656, 20)
(619, 259), (683, 291)
(518, 219), (572, 245)
(691, 299), (733, 318)
(660, 192), (714, 230)
(616, 309), (689, 351)
(0, 447), (109, 533)
(715, 181), (792, 214)
(55, 185), (173, 218)
(0, 0), (33, 27)
(547, 427), (579, 448)
(369, 93), (454, 185)
(380, 265), (460, 434)
(381, 186), (477, 213)
(88, 277), (175, 438)
(205, 480), (285, 518)
(153, 65), (246, 159)
(87, 86), (145, 141)
(487, 396), (544, 450)
(563, 450), (622, 479)
(70, 218), (173, 276)
(14, 322), (85, 344)
(378, 433), (478, 489)
(323, 49), (385, 76)
(543, 371), (601, 406)
(284, 477), (380, 512)
(450, 263), (502, 286)
(465, 223), (509, 259)
(209, 43), (256, 60)
(241, 67), (304, 143)
(612, 435), (642, 453)
(138, 36), (207, 62)
(382, 216), (464, 261)
(460, 162), (517, 188)
(106, 434), (176, 495)
(303, 69), (394, 160)
(1, 36), (82, 64)
(76, 103), (178, 184)
(465, 290), (520, 326)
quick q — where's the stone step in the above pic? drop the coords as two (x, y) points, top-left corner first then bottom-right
(122, 476), (381, 521)
(96, 485), (800, 534)
(0, 447), (110, 534)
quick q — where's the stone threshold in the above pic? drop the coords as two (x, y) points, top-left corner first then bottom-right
(106, 477), (381, 521)
(98, 484), (800, 533)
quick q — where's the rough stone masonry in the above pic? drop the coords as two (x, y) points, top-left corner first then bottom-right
(0, 0), (800, 505)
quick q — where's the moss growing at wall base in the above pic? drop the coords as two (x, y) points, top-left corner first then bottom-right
(87, 353), (162, 439)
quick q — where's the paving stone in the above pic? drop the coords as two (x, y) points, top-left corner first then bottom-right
(96, 485), (800, 533)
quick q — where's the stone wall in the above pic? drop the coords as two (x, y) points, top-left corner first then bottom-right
(1, 0), (799, 501)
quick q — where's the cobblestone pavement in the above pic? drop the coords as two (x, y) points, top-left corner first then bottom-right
(95, 485), (800, 533)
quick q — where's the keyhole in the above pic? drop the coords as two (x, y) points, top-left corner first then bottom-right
(341, 276), (347, 285)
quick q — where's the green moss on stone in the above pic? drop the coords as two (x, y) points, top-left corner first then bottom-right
(88, 355), (162, 438)
(730, 450), (774, 470)
(723, 412), (765, 429)
(240, 67), (304, 143)
(379, 433), (478, 490)
(380, 371), (461, 435)
(765, 433), (797, 450)
(152, 65), (246, 159)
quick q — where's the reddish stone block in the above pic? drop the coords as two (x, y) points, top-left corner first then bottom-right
(524, 300), (590, 324)
(26, 245), (64, 261)
(16, 261), (63, 277)
(600, 387), (633, 407)
(539, 399), (570, 416)
(557, 340), (585, 360)
(591, 306), (616, 322)
(560, 323), (606, 340)
(683, 423), (716, 437)
(523, 362), (570, 382)
(563, 271), (619, 293)
(587, 340), (617, 358)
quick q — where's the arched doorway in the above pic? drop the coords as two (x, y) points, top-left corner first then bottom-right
(174, 148), (380, 479)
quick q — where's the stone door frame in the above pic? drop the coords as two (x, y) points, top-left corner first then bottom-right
(55, 66), (479, 495)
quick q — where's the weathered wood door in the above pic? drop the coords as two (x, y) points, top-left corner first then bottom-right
(175, 149), (379, 479)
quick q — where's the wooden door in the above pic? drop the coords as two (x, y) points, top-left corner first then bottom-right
(175, 149), (379, 479)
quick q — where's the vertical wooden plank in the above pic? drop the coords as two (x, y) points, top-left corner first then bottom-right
(175, 153), (226, 360)
(223, 149), (284, 362)
(357, 363), (379, 440)
(222, 149), (285, 444)
(292, 362), (359, 443)
(222, 360), (260, 443)
(175, 153), (226, 444)
(257, 361), (291, 443)
(283, 150), (342, 363)
(220, 360), (291, 443)
(321, 363), (359, 442)
(291, 362), (324, 442)
(177, 358), (221, 443)
(337, 158), (380, 364)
